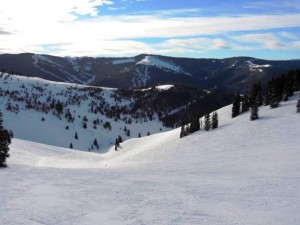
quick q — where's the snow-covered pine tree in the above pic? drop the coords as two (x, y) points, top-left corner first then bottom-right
(212, 111), (219, 129)
(204, 114), (211, 131)
(0, 111), (11, 167)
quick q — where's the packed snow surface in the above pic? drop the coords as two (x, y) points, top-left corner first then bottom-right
(1, 95), (300, 224)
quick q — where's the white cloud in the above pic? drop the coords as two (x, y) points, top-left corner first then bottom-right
(1, 1), (300, 56)
(108, 7), (119, 11)
(280, 32), (298, 40)
(231, 33), (279, 44)
(230, 33), (290, 50)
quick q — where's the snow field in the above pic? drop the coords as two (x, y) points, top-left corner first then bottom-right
(1, 94), (300, 224)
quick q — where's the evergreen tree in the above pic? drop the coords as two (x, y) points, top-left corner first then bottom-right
(75, 132), (78, 139)
(285, 73), (295, 97)
(231, 93), (241, 118)
(9, 130), (13, 139)
(115, 138), (119, 151)
(180, 125), (185, 138)
(250, 101), (259, 121)
(250, 83), (263, 106)
(211, 111), (219, 129)
(93, 138), (99, 149)
(118, 135), (123, 143)
(204, 113), (211, 131)
(256, 83), (263, 106)
(55, 101), (63, 114)
(138, 133), (141, 138)
(189, 117), (200, 133)
(83, 122), (87, 129)
(241, 94), (250, 113)
(0, 111), (11, 167)
(297, 99), (300, 113)
(69, 143), (73, 149)
(282, 84), (289, 101)
(269, 85), (280, 108)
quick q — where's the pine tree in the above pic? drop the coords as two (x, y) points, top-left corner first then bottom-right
(282, 84), (289, 102)
(211, 111), (219, 129)
(115, 138), (119, 151)
(138, 133), (141, 138)
(231, 93), (241, 118)
(241, 94), (250, 113)
(269, 85), (280, 109)
(250, 101), (259, 121)
(256, 83), (263, 106)
(189, 117), (200, 133)
(180, 125), (185, 138)
(204, 114), (211, 131)
(93, 138), (99, 149)
(118, 135), (123, 143)
(297, 99), (300, 113)
(69, 143), (73, 149)
(9, 130), (13, 139)
(55, 101), (63, 114)
(0, 111), (11, 167)
(75, 132), (78, 139)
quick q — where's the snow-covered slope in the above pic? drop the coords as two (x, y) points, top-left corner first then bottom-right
(0, 73), (170, 152)
(137, 55), (191, 76)
(1, 94), (300, 225)
(33, 54), (96, 84)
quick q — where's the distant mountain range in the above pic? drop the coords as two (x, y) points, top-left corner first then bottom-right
(0, 53), (299, 92)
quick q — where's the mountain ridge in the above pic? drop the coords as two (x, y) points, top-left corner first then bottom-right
(1, 53), (299, 92)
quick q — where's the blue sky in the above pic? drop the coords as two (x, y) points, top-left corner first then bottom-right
(1, 0), (300, 59)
